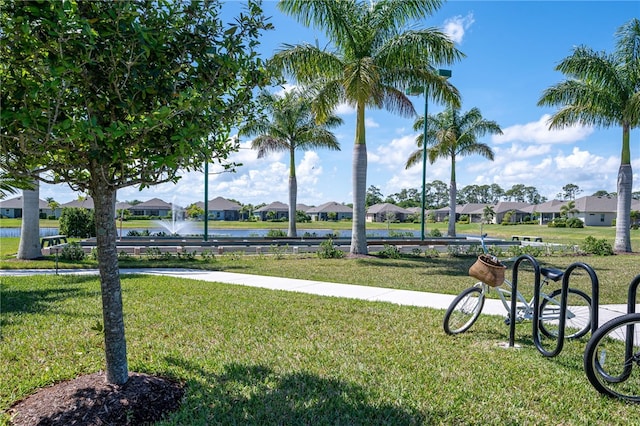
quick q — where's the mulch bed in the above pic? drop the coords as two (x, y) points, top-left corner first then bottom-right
(7, 372), (185, 426)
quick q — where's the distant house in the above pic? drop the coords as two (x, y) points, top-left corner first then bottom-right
(196, 196), (241, 221)
(493, 202), (530, 224)
(306, 201), (353, 221)
(366, 203), (411, 222)
(254, 201), (289, 221)
(573, 195), (618, 226)
(433, 204), (466, 222)
(458, 203), (491, 223)
(0, 196), (51, 218)
(129, 198), (175, 218)
(526, 199), (565, 225)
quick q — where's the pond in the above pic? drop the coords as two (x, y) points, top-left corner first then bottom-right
(0, 227), (420, 239)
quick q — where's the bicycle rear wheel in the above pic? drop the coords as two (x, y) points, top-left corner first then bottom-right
(443, 286), (485, 335)
(539, 288), (592, 339)
(583, 313), (640, 402)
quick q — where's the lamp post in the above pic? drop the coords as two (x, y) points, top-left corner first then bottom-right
(409, 68), (451, 240)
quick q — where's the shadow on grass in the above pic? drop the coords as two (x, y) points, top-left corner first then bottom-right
(354, 255), (477, 277)
(166, 357), (433, 425)
(0, 275), (97, 314)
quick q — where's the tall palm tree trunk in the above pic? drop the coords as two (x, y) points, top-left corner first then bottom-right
(351, 103), (368, 254)
(91, 177), (129, 384)
(615, 164), (632, 252)
(17, 179), (42, 259)
(447, 157), (457, 237)
(288, 175), (297, 237)
(448, 181), (457, 237)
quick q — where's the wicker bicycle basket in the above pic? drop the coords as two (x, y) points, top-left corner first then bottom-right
(468, 254), (506, 287)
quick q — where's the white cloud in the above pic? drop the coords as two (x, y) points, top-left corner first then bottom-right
(493, 114), (594, 144)
(443, 13), (475, 44)
(335, 102), (356, 115)
(365, 118), (380, 128)
(369, 134), (417, 168)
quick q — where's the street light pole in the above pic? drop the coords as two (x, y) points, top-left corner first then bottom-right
(418, 68), (451, 241)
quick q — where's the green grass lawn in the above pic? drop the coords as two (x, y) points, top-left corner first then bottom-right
(2, 273), (639, 425)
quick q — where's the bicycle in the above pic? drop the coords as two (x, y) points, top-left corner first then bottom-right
(583, 274), (640, 402)
(443, 235), (592, 338)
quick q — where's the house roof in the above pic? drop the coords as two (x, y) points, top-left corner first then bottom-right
(367, 203), (411, 214)
(306, 201), (353, 214)
(574, 195), (617, 213)
(459, 203), (490, 214)
(255, 201), (288, 212)
(0, 196), (49, 209)
(494, 201), (530, 213)
(525, 199), (565, 214)
(62, 197), (95, 209)
(131, 197), (173, 209)
(203, 196), (241, 211)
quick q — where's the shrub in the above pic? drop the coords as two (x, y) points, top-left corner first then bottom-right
(580, 236), (614, 256)
(548, 218), (566, 228)
(317, 238), (344, 259)
(428, 228), (442, 237)
(566, 217), (584, 228)
(59, 207), (95, 237)
(266, 229), (286, 237)
(377, 244), (401, 259)
(59, 242), (85, 261)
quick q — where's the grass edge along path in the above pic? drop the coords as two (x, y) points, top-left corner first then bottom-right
(2, 274), (638, 425)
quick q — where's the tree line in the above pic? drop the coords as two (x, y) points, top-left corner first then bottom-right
(366, 183), (640, 209)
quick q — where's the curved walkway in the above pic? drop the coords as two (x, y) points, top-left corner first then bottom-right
(2, 268), (634, 327)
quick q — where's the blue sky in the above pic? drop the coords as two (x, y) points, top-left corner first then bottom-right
(40, 1), (639, 207)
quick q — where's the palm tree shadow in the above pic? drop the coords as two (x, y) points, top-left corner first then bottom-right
(166, 357), (431, 425)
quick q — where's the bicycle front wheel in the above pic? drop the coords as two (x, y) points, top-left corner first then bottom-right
(539, 288), (592, 339)
(443, 286), (485, 335)
(583, 313), (640, 402)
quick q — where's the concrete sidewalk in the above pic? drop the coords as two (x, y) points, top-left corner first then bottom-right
(1, 268), (633, 326)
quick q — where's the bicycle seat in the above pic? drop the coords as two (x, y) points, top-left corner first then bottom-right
(541, 267), (564, 282)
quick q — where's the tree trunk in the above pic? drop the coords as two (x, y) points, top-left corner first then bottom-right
(350, 103), (368, 255)
(614, 163), (632, 252)
(17, 180), (42, 259)
(351, 143), (368, 254)
(448, 180), (456, 237)
(288, 174), (297, 237)
(91, 182), (129, 384)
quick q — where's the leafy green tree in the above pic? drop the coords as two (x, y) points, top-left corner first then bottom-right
(407, 107), (502, 237)
(1, 0), (271, 384)
(59, 207), (95, 238)
(538, 18), (639, 252)
(185, 203), (204, 220)
(426, 180), (450, 208)
(272, 0), (462, 254)
(240, 89), (342, 237)
(366, 185), (384, 207)
(558, 183), (582, 200)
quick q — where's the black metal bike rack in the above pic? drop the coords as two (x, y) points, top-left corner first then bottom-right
(507, 254), (541, 348)
(532, 262), (600, 357)
(625, 274), (640, 315)
(617, 274), (640, 381)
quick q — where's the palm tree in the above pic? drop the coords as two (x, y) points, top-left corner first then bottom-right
(240, 89), (342, 237)
(538, 18), (639, 252)
(560, 200), (579, 218)
(482, 204), (495, 225)
(406, 107), (502, 237)
(272, 0), (462, 254)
